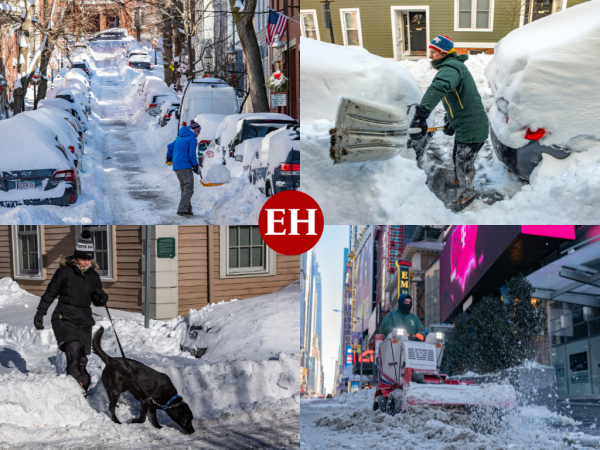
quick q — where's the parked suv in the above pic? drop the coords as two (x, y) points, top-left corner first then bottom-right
(248, 125), (300, 197)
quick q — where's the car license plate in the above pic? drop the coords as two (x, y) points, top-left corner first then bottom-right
(17, 181), (36, 189)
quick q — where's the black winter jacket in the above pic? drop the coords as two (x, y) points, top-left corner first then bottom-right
(37, 257), (105, 354)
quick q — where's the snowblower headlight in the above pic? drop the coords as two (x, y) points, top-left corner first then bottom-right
(435, 332), (444, 340)
(395, 328), (405, 337)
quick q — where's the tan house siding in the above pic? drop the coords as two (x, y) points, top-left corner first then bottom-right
(177, 225), (301, 316)
(567, 0), (590, 7)
(0, 225), (143, 313)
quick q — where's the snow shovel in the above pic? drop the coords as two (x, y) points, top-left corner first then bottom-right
(199, 179), (226, 187)
(329, 96), (444, 164)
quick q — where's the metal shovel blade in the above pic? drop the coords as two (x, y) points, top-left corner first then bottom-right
(329, 97), (410, 164)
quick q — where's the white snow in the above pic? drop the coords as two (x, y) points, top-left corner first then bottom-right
(485, 0), (600, 150)
(300, 35), (600, 223)
(302, 387), (600, 450)
(0, 278), (300, 447)
(203, 164), (231, 184)
(405, 382), (516, 408)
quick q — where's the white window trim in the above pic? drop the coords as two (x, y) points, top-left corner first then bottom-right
(75, 225), (116, 281)
(12, 226), (45, 280)
(452, 41), (496, 48)
(219, 225), (276, 279)
(390, 6), (431, 60)
(454, 0), (495, 32)
(300, 9), (320, 41)
(339, 8), (363, 47)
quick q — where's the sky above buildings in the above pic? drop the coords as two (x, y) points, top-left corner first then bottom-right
(313, 225), (348, 395)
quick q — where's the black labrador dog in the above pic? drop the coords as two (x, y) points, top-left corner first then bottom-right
(92, 327), (195, 434)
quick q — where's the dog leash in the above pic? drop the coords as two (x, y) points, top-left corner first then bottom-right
(103, 304), (181, 410)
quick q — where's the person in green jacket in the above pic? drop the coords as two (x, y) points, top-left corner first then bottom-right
(381, 294), (426, 340)
(409, 35), (489, 205)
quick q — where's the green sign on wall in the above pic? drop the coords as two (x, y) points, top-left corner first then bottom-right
(157, 237), (176, 258)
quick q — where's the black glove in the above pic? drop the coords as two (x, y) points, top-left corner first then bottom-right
(409, 105), (431, 140)
(92, 288), (108, 307)
(166, 157), (173, 166)
(192, 165), (199, 175)
(443, 115), (455, 136)
(34, 312), (44, 330)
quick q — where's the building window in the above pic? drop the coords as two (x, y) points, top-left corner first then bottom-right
(300, 10), (320, 40)
(76, 225), (114, 280)
(340, 9), (363, 47)
(455, 0), (494, 31)
(219, 226), (276, 278)
(12, 226), (43, 279)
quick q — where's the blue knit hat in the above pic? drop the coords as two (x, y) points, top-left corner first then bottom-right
(429, 35), (454, 54)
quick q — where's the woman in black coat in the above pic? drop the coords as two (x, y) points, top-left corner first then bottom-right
(34, 230), (108, 395)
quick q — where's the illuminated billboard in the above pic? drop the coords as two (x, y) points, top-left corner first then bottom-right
(440, 225), (575, 323)
(353, 228), (373, 332)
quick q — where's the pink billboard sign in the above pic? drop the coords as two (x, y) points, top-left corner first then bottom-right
(521, 226), (575, 240)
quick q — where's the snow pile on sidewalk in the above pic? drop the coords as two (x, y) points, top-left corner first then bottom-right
(0, 373), (95, 427)
(0, 278), (299, 446)
(203, 164), (231, 184)
(485, 0), (600, 150)
(0, 277), (37, 307)
(302, 388), (600, 449)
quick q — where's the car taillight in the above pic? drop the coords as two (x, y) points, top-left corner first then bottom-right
(165, 114), (171, 118)
(70, 194), (75, 203)
(53, 170), (76, 182)
(525, 128), (545, 140)
(280, 163), (300, 172)
(149, 104), (157, 108)
(128, 62), (131, 66)
(69, 146), (75, 153)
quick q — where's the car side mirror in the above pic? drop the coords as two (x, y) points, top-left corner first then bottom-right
(235, 155), (243, 162)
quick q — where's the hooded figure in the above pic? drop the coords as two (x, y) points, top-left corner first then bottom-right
(380, 294), (426, 339)
(166, 124), (200, 217)
(33, 230), (108, 395)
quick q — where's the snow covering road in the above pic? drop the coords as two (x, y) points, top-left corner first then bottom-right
(0, 277), (300, 448)
(301, 388), (600, 450)
(0, 41), (267, 225)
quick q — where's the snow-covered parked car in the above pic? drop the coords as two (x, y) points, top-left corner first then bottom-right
(193, 114), (226, 165)
(39, 98), (89, 132)
(64, 70), (91, 91)
(129, 53), (152, 70)
(137, 76), (167, 97)
(0, 115), (80, 207)
(23, 108), (84, 169)
(178, 78), (238, 130)
(55, 87), (90, 115)
(485, 1), (600, 180)
(71, 61), (91, 77)
(232, 137), (263, 179)
(249, 125), (300, 196)
(158, 100), (181, 127)
(145, 89), (178, 116)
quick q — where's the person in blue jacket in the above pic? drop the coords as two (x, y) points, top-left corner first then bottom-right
(167, 121), (201, 217)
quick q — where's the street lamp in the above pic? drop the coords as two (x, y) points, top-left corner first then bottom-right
(227, 47), (237, 68)
(270, 34), (284, 70)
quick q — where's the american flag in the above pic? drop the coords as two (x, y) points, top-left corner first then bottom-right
(266, 11), (289, 46)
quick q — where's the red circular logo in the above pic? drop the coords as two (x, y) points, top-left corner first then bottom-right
(258, 191), (324, 256)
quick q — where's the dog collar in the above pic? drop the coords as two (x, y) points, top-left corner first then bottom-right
(165, 394), (180, 407)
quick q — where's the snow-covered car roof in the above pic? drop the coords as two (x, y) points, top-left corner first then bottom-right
(193, 114), (227, 142)
(39, 98), (76, 113)
(141, 77), (168, 95)
(56, 87), (90, 109)
(129, 54), (151, 63)
(63, 78), (89, 94)
(301, 36), (426, 124)
(484, 0), (600, 150)
(22, 109), (80, 164)
(67, 68), (89, 81)
(41, 105), (84, 134)
(145, 88), (177, 106)
(0, 115), (72, 171)
(218, 113), (294, 147)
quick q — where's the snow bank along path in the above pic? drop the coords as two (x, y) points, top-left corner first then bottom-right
(300, 37), (600, 224)
(0, 277), (300, 447)
(301, 387), (600, 450)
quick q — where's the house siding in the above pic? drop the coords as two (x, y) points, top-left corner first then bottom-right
(177, 225), (301, 316)
(0, 225), (143, 313)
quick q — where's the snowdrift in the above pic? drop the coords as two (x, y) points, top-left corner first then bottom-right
(485, 0), (600, 151)
(0, 277), (299, 446)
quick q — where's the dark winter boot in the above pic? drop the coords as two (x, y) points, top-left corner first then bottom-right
(444, 178), (460, 190)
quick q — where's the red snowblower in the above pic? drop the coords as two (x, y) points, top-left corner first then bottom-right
(373, 328), (516, 415)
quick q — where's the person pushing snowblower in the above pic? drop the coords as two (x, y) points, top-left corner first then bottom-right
(33, 230), (108, 397)
(409, 35), (489, 206)
(381, 294), (426, 340)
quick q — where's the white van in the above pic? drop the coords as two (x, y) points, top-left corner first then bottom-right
(178, 77), (238, 130)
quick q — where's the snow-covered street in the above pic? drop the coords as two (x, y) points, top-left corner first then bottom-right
(0, 41), (268, 225)
(0, 277), (300, 448)
(301, 388), (600, 450)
